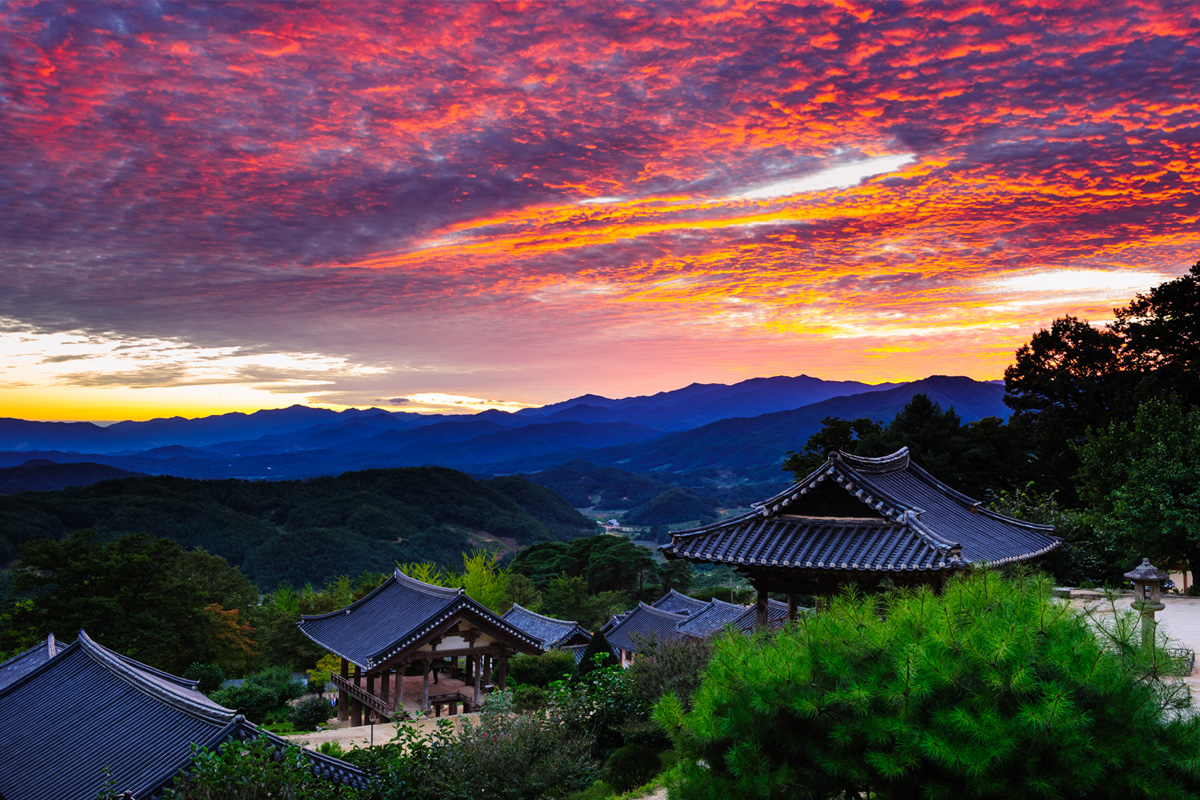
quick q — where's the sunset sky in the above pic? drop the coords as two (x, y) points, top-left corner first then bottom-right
(2, 1), (1198, 421)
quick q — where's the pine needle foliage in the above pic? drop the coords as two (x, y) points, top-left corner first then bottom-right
(656, 572), (1200, 800)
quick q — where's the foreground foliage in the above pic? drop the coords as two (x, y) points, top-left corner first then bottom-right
(658, 572), (1200, 800)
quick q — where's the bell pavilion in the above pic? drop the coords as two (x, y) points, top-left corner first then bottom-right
(661, 447), (1060, 625)
(297, 568), (543, 722)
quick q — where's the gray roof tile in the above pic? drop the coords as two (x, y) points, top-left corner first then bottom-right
(501, 604), (592, 649)
(298, 569), (542, 668)
(662, 448), (1059, 573)
(606, 602), (687, 654)
(0, 631), (365, 800)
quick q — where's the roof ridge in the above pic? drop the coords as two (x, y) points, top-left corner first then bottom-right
(392, 567), (463, 598)
(506, 603), (580, 627)
(77, 631), (233, 725)
(837, 447), (910, 472)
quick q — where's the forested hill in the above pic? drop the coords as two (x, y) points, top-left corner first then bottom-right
(0, 467), (597, 588)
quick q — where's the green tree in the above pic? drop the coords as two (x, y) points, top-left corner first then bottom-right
(1005, 263), (1200, 498)
(3, 530), (256, 674)
(658, 572), (1200, 800)
(782, 395), (1021, 498)
(1077, 398), (1200, 585)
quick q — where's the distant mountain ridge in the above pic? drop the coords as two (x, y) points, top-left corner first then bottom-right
(0, 374), (1006, 484)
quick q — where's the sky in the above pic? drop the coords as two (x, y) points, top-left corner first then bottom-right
(2, 0), (1198, 421)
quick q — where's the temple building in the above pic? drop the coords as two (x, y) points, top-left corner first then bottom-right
(604, 592), (792, 666)
(661, 448), (1060, 625)
(502, 603), (592, 650)
(297, 568), (543, 722)
(0, 631), (365, 800)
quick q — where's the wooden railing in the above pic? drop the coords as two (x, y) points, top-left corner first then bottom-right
(332, 673), (393, 718)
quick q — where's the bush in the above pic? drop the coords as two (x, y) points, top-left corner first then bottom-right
(427, 690), (598, 800)
(508, 650), (577, 687)
(658, 572), (1200, 800)
(211, 665), (306, 723)
(290, 694), (333, 731)
(603, 743), (661, 794)
(183, 662), (226, 695)
(512, 684), (548, 713)
(625, 635), (711, 712)
(162, 734), (346, 800)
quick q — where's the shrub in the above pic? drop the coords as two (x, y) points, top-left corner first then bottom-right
(508, 650), (577, 687)
(211, 665), (306, 723)
(658, 572), (1200, 800)
(603, 743), (660, 793)
(625, 635), (711, 712)
(162, 734), (347, 800)
(512, 684), (548, 713)
(576, 630), (619, 675)
(183, 662), (226, 695)
(426, 690), (598, 800)
(316, 740), (347, 759)
(290, 694), (333, 731)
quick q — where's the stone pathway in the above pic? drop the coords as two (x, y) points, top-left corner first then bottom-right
(1071, 593), (1200, 692)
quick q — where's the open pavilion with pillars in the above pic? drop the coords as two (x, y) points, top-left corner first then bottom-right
(662, 448), (1061, 622)
(298, 569), (542, 723)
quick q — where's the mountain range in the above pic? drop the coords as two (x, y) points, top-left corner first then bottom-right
(0, 374), (1008, 489)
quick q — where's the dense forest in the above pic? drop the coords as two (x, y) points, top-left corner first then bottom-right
(0, 466), (597, 587)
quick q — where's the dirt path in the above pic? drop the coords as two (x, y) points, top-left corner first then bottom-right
(283, 713), (473, 752)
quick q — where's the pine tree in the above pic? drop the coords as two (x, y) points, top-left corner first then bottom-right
(657, 571), (1200, 800)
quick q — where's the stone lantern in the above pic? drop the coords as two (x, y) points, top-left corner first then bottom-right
(1124, 557), (1170, 646)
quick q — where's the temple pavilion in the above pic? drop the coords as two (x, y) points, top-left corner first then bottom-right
(661, 447), (1060, 625)
(297, 568), (543, 722)
(0, 631), (365, 800)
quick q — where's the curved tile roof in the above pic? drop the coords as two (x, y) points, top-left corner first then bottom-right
(0, 631), (365, 800)
(662, 448), (1059, 573)
(502, 604), (591, 649)
(674, 598), (747, 638)
(651, 588), (710, 616)
(0, 633), (67, 691)
(606, 602), (687, 654)
(298, 568), (542, 669)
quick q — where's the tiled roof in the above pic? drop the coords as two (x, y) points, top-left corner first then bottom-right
(605, 602), (687, 654)
(662, 448), (1058, 573)
(502, 604), (592, 649)
(675, 598), (750, 638)
(733, 599), (790, 632)
(298, 569), (542, 669)
(651, 588), (710, 616)
(0, 633), (67, 691)
(0, 631), (365, 800)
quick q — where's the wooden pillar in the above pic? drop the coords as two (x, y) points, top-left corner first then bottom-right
(787, 593), (798, 622)
(497, 655), (507, 691)
(422, 659), (431, 711)
(350, 666), (363, 727)
(755, 582), (768, 628)
(472, 654), (482, 706)
(337, 658), (349, 721)
(380, 668), (391, 715)
(464, 654), (473, 683)
(366, 671), (376, 705)
(482, 655), (492, 689)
